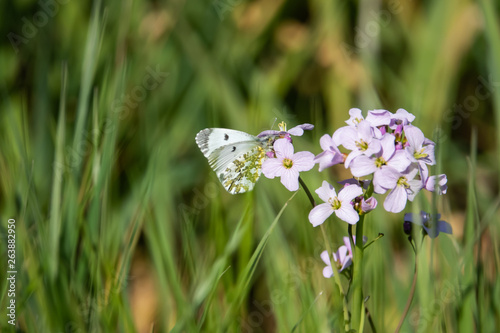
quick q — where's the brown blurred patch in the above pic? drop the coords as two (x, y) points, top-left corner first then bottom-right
(274, 20), (309, 52)
(129, 249), (158, 333)
(235, 0), (285, 34)
(139, 9), (175, 42)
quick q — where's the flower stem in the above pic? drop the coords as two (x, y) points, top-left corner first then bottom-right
(299, 176), (350, 331)
(395, 244), (418, 332)
(298, 176), (315, 208)
(351, 214), (365, 332)
(320, 225), (351, 332)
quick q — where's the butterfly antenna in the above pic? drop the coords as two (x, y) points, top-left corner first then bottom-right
(270, 117), (278, 130)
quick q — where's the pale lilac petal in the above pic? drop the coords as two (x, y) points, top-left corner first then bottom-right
(345, 108), (364, 126)
(342, 237), (353, 256)
(338, 184), (363, 202)
(335, 126), (358, 150)
(361, 197), (377, 213)
(262, 158), (284, 179)
(407, 180), (423, 201)
(364, 138), (382, 156)
(292, 151), (315, 171)
(366, 109), (391, 127)
(323, 265), (334, 278)
(350, 155), (377, 177)
(384, 186), (408, 213)
(320, 250), (331, 265)
(315, 181), (337, 202)
(343, 237), (353, 255)
(274, 138), (294, 159)
(257, 130), (280, 138)
(335, 204), (360, 224)
(287, 123), (314, 136)
(336, 246), (352, 271)
(421, 144), (436, 165)
(404, 125), (425, 149)
(388, 150), (411, 172)
(393, 108), (415, 125)
(309, 203), (334, 227)
(344, 150), (363, 168)
(380, 134), (396, 160)
(319, 134), (338, 151)
(280, 168), (300, 191)
(357, 121), (374, 141)
(404, 164), (420, 180)
(374, 167), (399, 190)
(425, 174), (447, 194)
(315, 150), (343, 171)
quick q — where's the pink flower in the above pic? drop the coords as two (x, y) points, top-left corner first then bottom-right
(382, 165), (422, 213)
(257, 123), (314, 141)
(404, 125), (436, 168)
(320, 236), (367, 278)
(333, 120), (382, 167)
(308, 181), (363, 226)
(314, 134), (344, 172)
(262, 138), (314, 191)
(320, 247), (351, 278)
(424, 174), (447, 194)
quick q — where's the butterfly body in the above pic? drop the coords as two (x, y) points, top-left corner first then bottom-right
(196, 128), (277, 194)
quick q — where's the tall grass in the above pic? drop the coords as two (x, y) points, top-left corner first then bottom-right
(1, 0), (499, 332)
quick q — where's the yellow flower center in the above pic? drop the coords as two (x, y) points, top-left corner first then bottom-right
(397, 176), (409, 188)
(328, 197), (341, 210)
(375, 157), (387, 168)
(283, 158), (293, 169)
(278, 121), (287, 132)
(355, 139), (369, 151)
(414, 148), (428, 160)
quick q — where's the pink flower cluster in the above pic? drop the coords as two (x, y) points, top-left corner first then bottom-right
(314, 108), (447, 215)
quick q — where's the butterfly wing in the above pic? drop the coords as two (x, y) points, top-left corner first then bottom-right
(196, 128), (268, 194)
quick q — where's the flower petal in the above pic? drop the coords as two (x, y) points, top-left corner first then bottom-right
(320, 250), (331, 265)
(262, 158), (283, 179)
(315, 150), (343, 171)
(319, 134), (337, 151)
(345, 108), (364, 126)
(274, 138), (294, 159)
(335, 126), (358, 150)
(323, 265), (334, 278)
(366, 109), (391, 127)
(308, 203), (334, 227)
(288, 123), (314, 136)
(380, 134), (396, 161)
(292, 151), (315, 171)
(335, 204), (360, 224)
(315, 181), (337, 203)
(388, 150), (411, 172)
(280, 168), (300, 191)
(404, 125), (425, 150)
(350, 155), (377, 177)
(338, 184), (363, 202)
(383, 186), (408, 213)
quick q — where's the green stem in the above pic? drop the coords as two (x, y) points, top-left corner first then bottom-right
(351, 214), (365, 332)
(299, 177), (350, 331)
(298, 176), (315, 207)
(395, 240), (419, 332)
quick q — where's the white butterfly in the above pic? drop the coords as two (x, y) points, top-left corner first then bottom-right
(195, 123), (314, 194)
(195, 128), (277, 194)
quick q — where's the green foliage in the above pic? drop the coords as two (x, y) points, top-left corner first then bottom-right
(0, 0), (499, 332)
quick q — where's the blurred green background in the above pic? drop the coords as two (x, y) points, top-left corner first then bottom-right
(1, 0), (499, 332)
